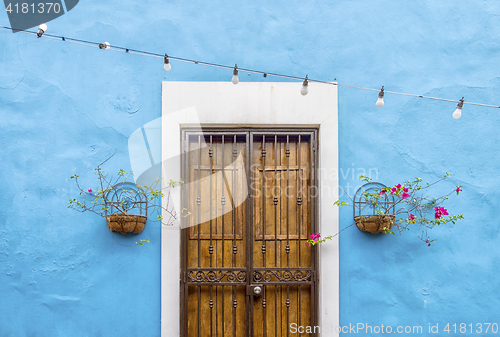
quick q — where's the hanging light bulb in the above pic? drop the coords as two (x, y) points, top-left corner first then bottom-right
(37, 23), (47, 38)
(301, 75), (309, 96)
(232, 65), (239, 84)
(376, 86), (385, 107)
(163, 54), (171, 71)
(99, 42), (111, 50)
(453, 97), (464, 119)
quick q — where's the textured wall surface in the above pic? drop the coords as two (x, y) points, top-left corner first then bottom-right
(1, 0), (499, 336)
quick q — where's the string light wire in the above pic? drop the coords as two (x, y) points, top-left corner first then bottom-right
(1, 25), (499, 109)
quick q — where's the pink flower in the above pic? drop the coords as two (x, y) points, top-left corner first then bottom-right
(304, 242), (308, 247)
(379, 190), (386, 195)
(437, 206), (449, 216)
(315, 233), (321, 238)
(391, 187), (397, 194)
(434, 206), (449, 219)
(456, 187), (462, 194)
(314, 238), (318, 242)
(396, 184), (402, 189)
(409, 214), (415, 220)
(310, 233), (315, 240)
(402, 192), (410, 199)
(88, 189), (92, 193)
(403, 187), (409, 193)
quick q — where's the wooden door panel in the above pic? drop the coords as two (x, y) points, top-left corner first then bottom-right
(182, 131), (317, 337)
(188, 138), (247, 241)
(185, 134), (248, 337)
(253, 138), (311, 241)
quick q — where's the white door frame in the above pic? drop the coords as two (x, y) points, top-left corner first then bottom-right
(160, 82), (339, 336)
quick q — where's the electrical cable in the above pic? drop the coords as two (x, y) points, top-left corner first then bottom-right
(1, 25), (499, 109)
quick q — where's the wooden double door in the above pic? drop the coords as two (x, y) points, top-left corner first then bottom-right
(180, 129), (318, 337)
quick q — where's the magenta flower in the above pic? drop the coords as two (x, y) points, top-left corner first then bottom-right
(403, 187), (409, 193)
(456, 187), (462, 194)
(314, 238), (318, 242)
(438, 207), (448, 216)
(402, 192), (410, 199)
(379, 190), (386, 195)
(396, 184), (402, 189)
(434, 206), (449, 219)
(409, 214), (415, 220)
(310, 233), (315, 240)
(391, 187), (397, 194)
(88, 189), (92, 193)
(315, 233), (321, 238)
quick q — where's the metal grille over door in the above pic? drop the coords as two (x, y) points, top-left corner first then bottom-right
(181, 129), (318, 337)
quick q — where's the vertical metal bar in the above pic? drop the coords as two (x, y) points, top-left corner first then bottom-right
(261, 135), (267, 337)
(209, 135), (213, 262)
(286, 285), (290, 337)
(274, 135), (278, 337)
(232, 135), (237, 337)
(233, 135), (238, 257)
(209, 136), (214, 337)
(197, 135), (201, 337)
(248, 133), (254, 337)
(298, 135), (302, 265)
(221, 135), (225, 337)
(298, 135), (301, 336)
(286, 135), (290, 337)
(286, 135), (290, 266)
(262, 135), (266, 254)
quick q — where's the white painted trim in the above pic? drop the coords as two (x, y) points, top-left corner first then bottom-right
(161, 82), (339, 336)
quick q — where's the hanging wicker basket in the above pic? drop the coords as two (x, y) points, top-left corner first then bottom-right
(106, 214), (147, 235)
(354, 214), (395, 234)
(104, 182), (148, 235)
(353, 182), (396, 235)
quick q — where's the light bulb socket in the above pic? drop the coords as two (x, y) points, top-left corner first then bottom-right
(233, 64), (238, 76)
(456, 97), (464, 110)
(302, 75), (309, 87)
(378, 86), (385, 98)
(164, 54), (170, 65)
(99, 42), (110, 50)
(37, 24), (47, 38)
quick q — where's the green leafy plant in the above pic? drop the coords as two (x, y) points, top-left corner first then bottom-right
(306, 173), (464, 247)
(136, 239), (150, 246)
(68, 154), (188, 245)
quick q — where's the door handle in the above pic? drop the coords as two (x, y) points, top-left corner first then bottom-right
(247, 285), (263, 297)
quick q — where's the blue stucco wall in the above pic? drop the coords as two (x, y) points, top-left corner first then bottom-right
(1, 1), (499, 336)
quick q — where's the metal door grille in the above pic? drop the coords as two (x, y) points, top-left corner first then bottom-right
(180, 129), (318, 337)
